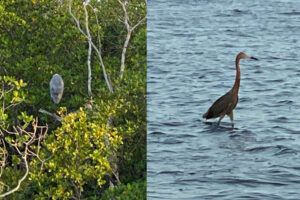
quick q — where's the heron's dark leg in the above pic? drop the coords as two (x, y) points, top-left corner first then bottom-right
(229, 111), (234, 128)
(217, 114), (225, 126)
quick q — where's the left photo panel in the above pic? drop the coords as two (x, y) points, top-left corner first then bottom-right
(0, 0), (146, 199)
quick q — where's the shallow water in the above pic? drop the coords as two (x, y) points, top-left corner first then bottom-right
(147, 0), (300, 199)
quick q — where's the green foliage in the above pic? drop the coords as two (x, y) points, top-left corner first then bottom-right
(1, 0), (146, 199)
(0, 167), (26, 195)
(29, 108), (122, 199)
(0, 76), (27, 128)
(100, 179), (146, 200)
(1, 0), (87, 114)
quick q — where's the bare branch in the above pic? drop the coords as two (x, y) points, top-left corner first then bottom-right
(0, 149), (29, 198)
(132, 16), (146, 31)
(0, 139), (7, 178)
(117, 0), (146, 79)
(69, 0), (113, 93)
(0, 81), (4, 100)
(84, 3), (93, 96)
(39, 108), (62, 121)
(0, 120), (48, 198)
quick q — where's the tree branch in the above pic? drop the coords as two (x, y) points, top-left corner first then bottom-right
(0, 151), (29, 198)
(117, 0), (146, 79)
(69, 0), (113, 93)
(88, 4), (102, 56)
(38, 108), (62, 121)
(84, 3), (92, 96)
(0, 119), (48, 198)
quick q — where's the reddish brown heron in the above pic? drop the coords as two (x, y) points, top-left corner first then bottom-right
(202, 52), (258, 127)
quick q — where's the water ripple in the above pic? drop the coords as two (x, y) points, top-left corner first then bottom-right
(148, 0), (300, 199)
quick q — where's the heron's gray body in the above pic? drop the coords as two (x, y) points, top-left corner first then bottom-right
(50, 74), (64, 104)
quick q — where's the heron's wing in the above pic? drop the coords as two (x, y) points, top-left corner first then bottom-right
(50, 76), (64, 93)
(203, 91), (234, 119)
(50, 74), (64, 85)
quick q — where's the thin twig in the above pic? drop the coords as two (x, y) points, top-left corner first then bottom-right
(88, 4), (102, 54)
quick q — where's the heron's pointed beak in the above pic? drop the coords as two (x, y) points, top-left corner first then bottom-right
(250, 57), (258, 60)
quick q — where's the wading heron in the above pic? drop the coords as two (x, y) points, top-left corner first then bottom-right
(202, 52), (258, 128)
(50, 74), (64, 104)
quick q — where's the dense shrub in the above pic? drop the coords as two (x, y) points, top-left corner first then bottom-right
(29, 108), (122, 199)
(101, 179), (146, 200)
(0, 0), (146, 198)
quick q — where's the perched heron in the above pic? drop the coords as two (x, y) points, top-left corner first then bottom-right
(202, 52), (258, 128)
(50, 74), (64, 104)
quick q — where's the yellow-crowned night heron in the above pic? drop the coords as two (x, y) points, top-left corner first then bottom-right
(50, 74), (64, 104)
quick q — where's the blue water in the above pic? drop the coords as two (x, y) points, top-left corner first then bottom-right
(147, 0), (300, 199)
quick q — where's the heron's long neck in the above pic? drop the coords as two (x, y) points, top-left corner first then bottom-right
(232, 57), (240, 95)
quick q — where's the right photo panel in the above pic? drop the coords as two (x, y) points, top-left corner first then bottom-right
(148, 0), (300, 199)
